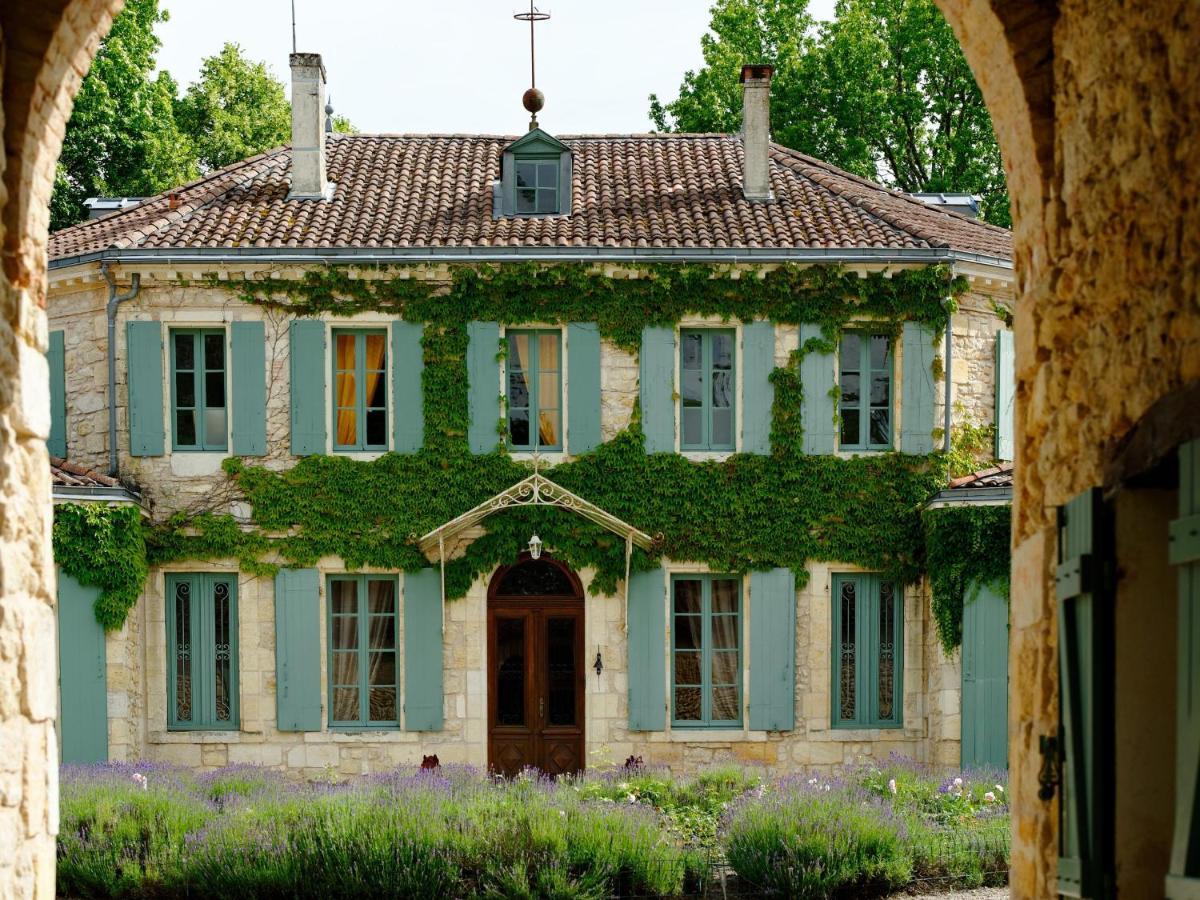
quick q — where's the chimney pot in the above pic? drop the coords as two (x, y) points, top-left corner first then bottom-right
(740, 64), (774, 203)
(288, 52), (333, 200)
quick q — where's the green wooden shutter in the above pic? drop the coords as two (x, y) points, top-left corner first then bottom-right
(47, 330), (66, 458)
(231, 321), (267, 456)
(627, 566), (666, 730)
(995, 329), (1015, 461)
(799, 324), (836, 454)
(961, 583), (1009, 770)
(392, 321), (424, 453)
(567, 322), (601, 454)
(1055, 488), (1114, 899)
(901, 321), (937, 454)
(749, 568), (795, 730)
(289, 320), (326, 456)
(274, 568), (322, 731)
(742, 322), (774, 455)
(404, 568), (444, 731)
(640, 327), (674, 453)
(57, 571), (108, 763)
(1168, 439), (1200, 895)
(467, 321), (500, 454)
(126, 321), (165, 457)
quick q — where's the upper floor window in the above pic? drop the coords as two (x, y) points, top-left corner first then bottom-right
(680, 329), (735, 451)
(171, 329), (227, 451)
(839, 332), (892, 450)
(672, 575), (742, 728)
(333, 329), (387, 452)
(516, 161), (559, 215)
(832, 573), (902, 729)
(507, 329), (562, 451)
(495, 129), (572, 218)
(167, 573), (238, 730)
(329, 575), (399, 727)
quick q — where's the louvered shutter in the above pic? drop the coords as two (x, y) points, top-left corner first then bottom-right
(274, 568), (322, 731)
(392, 321), (424, 453)
(799, 324), (836, 454)
(467, 321), (500, 454)
(47, 330), (66, 458)
(231, 321), (267, 456)
(1168, 439), (1200, 896)
(742, 322), (774, 455)
(126, 321), (165, 456)
(749, 568), (795, 731)
(639, 327), (675, 453)
(627, 566), (666, 730)
(404, 568), (444, 731)
(1055, 488), (1115, 898)
(289, 320), (326, 455)
(995, 329), (1015, 461)
(567, 322), (601, 454)
(57, 572), (107, 763)
(901, 321), (937, 454)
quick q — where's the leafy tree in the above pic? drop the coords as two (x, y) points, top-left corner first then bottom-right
(51, 0), (196, 231)
(651, 0), (1010, 225)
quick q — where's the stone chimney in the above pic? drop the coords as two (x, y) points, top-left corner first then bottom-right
(740, 64), (775, 203)
(289, 52), (332, 200)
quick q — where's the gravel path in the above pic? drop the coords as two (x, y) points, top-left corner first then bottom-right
(892, 888), (1009, 900)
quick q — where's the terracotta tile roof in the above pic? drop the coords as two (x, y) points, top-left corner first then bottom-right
(948, 463), (1014, 490)
(51, 457), (122, 488)
(49, 135), (1012, 262)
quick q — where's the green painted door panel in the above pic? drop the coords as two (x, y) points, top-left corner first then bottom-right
(467, 322), (501, 454)
(274, 568), (322, 731)
(127, 320), (165, 456)
(742, 322), (775, 455)
(961, 582), (1009, 770)
(48, 330), (66, 458)
(289, 321), (327, 455)
(749, 568), (795, 730)
(628, 567), (666, 730)
(58, 572), (108, 764)
(640, 327), (675, 454)
(392, 321), (424, 453)
(799, 324), (836, 454)
(900, 321), (936, 454)
(567, 322), (601, 454)
(404, 568), (444, 731)
(231, 321), (267, 456)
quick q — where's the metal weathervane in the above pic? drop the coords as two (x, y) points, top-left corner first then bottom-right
(514, 2), (550, 130)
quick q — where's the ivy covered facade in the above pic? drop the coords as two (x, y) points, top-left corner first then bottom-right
(45, 57), (1016, 776)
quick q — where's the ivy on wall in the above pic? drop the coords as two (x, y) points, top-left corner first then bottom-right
(923, 504), (1012, 653)
(53, 503), (148, 630)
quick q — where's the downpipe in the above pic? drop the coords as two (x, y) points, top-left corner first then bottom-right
(943, 298), (954, 458)
(102, 263), (141, 476)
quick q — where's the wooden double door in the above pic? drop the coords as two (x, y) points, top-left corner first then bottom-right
(487, 559), (585, 776)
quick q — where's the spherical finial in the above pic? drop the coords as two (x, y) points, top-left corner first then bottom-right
(522, 87), (545, 114)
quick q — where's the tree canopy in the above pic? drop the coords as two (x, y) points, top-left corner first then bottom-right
(650, 0), (1010, 226)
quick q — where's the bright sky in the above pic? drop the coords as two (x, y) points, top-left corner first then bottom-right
(157, 0), (837, 135)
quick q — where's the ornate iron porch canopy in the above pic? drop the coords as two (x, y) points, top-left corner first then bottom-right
(417, 472), (655, 561)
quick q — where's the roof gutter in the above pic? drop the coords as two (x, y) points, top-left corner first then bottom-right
(102, 262), (141, 477)
(925, 485), (1013, 510)
(51, 245), (1015, 271)
(52, 485), (146, 509)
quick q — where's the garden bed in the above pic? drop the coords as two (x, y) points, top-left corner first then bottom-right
(58, 756), (1008, 899)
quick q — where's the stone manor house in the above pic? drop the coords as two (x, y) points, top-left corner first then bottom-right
(44, 55), (1015, 778)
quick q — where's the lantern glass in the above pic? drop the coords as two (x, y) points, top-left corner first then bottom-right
(528, 534), (543, 560)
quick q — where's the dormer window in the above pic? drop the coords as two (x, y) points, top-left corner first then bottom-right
(495, 128), (572, 218)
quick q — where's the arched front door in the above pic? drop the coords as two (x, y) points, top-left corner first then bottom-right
(487, 555), (585, 777)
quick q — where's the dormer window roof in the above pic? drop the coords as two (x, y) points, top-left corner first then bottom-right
(494, 129), (572, 218)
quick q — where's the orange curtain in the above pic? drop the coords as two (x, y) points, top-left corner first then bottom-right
(336, 335), (357, 446)
(363, 334), (386, 412)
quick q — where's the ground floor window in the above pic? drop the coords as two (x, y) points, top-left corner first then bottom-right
(328, 575), (399, 727)
(166, 573), (238, 730)
(832, 573), (903, 728)
(671, 574), (742, 727)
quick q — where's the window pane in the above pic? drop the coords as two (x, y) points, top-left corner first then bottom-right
(364, 333), (386, 369)
(535, 189), (557, 214)
(332, 651), (359, 685)
(674, 687), (702, 721)
(673, 580), (701, 613)
(869, 409), (890, 446)
(367, 374), (387, 409)
(712, 580), (739, 613)
(712, 686), (739, 721)
(516, 162), (536, 188)
(204, 407), (227, 447)
(711, 650), (739, 685)
(335, 333), (356, 370)
(538, 333), (559, 369)
(331, 581), (358, 619)
(176, 409), (197, 447)
(682, 407), (702, 446)
(711, 614), (739, 649)
(366, 410), (387, 447)
(205, 371), (226, 410)
(174, 581), (192, 722)
(213, 581), (233, 722)
(869, 335), (890, 369)
(839, 581), (857, 721)
(368, 616), (395, 650)
(367, 581), (395, 614)
(368, 652), (395, 686)
(674, 651), (701, 685)
(711, 409), (733, 447)
(878, 583), (896, 720)
(174, 333), (194, 370)
(538, 372), (559, 409)
(712, 370), (733, 408)
(537, 409), (560, 447)
(840, 334), (861, 371)
(508, 372), (530, 409)
(175, 372), (195, 409)
(681, 369), (703, 407)
(840, 409), (860, 446)
(546, 617), (576, 726)
(336, 408), (357, 448)
(841, 373), (860, 405)
(870, 374), (890, 406)
(516, 189), (536, 213)
(497, 617), (525, 726)
(681, 333), (702, 369)
(368, 687), (396, 722)
(332, 687), (359, 722)
(509, 409), (529, 446)
(537, 162), (558, 188)
(204, 333), (224, 370)
(674, 615), (702, 650)
(711, 333), (733, 369)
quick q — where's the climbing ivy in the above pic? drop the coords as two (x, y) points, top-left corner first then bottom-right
(53, 503), (148, 631)
(923, 504), (1012, 653)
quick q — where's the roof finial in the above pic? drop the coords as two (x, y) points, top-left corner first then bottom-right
(514, 2), (550, 130)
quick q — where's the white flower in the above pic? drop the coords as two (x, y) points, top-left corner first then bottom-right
(807, 777), (818, 786)
(984, 791), (996, 803)
(888, 778), (897, 795)
(559, 810), (567, 818)
(995, 784), (1004, 793)
(823, 784), (831, 792)
(953, 777), (963, 787)
(131, 773), (147, 791)
(626, 794), (638, 804)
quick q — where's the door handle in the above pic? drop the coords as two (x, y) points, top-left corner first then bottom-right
(539, 697), (544, 721)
